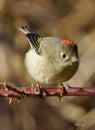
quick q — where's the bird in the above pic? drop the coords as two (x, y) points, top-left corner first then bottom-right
(19, 25), (79, 86)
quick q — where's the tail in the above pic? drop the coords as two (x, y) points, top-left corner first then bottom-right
(18, 25), (40, 50)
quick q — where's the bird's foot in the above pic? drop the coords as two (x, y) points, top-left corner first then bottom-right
(36, 82), (41, 92)
(57, 83), (66, 100)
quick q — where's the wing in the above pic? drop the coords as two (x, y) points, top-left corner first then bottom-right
(19, 25), (40, 52)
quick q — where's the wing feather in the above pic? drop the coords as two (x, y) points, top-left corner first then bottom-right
(19, 25), (40, 51)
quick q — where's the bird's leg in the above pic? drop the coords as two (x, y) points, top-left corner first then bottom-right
(57, 83), (66, 99)
(36, 83), (47, 98)
(36, 82), (41, 92)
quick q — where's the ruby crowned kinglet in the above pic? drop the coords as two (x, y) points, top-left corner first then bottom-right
(19, 25), (79, 84)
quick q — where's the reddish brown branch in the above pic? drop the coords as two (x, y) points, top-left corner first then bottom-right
(0, 82), (95, 102)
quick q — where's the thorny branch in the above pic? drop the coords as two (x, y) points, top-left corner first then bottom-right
(0, 81), (95, 103)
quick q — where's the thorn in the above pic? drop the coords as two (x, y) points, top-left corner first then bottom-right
(3, 81), (9, 91)
(17, 99), (20, 103)
(31, 84), (34, 87)
(9, 98), (12, 104)
(58, 96), (62, 101)
(3, 81), (7, 88)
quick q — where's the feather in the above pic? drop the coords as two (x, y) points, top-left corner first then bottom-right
(18, 25), (40, 51)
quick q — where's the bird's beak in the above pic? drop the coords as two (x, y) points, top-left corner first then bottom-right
(67, 57), (79, 66)
(71, 56), (79, 63)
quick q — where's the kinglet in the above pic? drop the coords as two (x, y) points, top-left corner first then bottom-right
(19, 25), (79, 84)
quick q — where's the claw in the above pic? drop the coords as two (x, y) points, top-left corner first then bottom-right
(58, 83), (65, 100)
(66, 83), (71, 88)
(36, 82), (41, 92)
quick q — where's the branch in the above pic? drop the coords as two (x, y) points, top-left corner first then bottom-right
(0, 82), (95, 103)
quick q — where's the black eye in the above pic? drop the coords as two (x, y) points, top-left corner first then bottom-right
(62, 54), (66, 58)
(61, 52), (66, 58)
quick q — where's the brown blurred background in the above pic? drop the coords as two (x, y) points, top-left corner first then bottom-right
(0, 0), (95, 130)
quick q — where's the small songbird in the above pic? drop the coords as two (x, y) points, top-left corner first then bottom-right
(19, 25), (79, 85)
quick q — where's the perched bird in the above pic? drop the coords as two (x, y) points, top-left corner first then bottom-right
(19, 25), (79, 85)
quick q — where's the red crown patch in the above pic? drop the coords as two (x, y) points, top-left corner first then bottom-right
(61, 39), (72, 46)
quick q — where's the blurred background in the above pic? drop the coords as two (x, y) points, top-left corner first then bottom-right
(0, 0), (95, 130)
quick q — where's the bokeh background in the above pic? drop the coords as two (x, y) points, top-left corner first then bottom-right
(0, 0), (95, 130)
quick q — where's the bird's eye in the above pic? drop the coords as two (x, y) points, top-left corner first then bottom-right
(61, 52), (66, 58)
(61, 52), (70, 61)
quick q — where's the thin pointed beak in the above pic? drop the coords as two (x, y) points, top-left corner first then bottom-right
(71, 57), (79, 63)
(68, 57), (79, 66)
